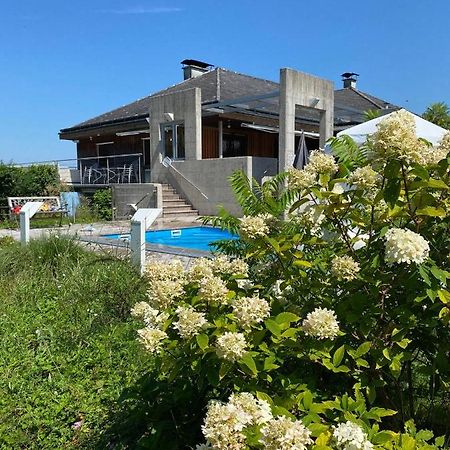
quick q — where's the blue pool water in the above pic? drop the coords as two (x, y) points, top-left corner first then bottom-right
(104, 226), (238, 252)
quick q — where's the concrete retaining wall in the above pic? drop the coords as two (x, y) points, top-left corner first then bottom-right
(111, 184), (162, 219)
(167, 157), (278, 216)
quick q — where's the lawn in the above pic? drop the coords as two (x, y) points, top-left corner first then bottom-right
(0, 236), (150, 449)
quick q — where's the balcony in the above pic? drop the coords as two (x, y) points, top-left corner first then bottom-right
(58, 153), (144, 185)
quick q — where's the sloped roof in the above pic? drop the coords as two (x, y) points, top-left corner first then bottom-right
(61, 68), (278, 133)
(60, 68), (399, 135)
(334, 87), (400, 125)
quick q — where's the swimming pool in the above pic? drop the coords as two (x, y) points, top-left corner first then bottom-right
(104, 226), (238, 252)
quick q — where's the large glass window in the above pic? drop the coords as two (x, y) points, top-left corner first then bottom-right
(163, 123), (185, 159)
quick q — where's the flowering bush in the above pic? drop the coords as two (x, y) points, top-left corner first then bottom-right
(129, 112), (450, 448)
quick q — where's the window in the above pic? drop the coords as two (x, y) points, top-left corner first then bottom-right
(223, 133), (247, 157)
(162, 123), (185, 159)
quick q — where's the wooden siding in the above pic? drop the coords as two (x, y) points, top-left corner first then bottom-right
(202, 127), (219, 159)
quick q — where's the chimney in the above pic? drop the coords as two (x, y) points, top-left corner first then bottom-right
(341, 72), (359, 89)
(181, 59), (213, 80)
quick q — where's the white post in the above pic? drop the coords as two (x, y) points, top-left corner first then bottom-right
(20, 210), (30, 246)
(129, 208), (162, 274)
(19, 202), (44, 246)
(130, 219), (146, 274)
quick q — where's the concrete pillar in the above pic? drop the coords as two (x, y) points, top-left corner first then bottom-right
(278, 68), (334, 173)
(218, 120), (223, 158)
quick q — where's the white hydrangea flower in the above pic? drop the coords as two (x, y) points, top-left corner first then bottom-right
(302, 307), (339, 340)
(173, 305), (208, 339)
(229, 392), (273, 425)
(199, 276), (229, 304)
(348, 165), (380, 189)
(305, 150), (339, 175)
(194, 443), (213, 450)
(130, 301), (153, 319)
(189, 258), (214, 282)
(384, 228), (430, 265)
(211, 255), (249, 277)
(216, 332), (247, 362)
(438, 131), (450, 155)
(232, 296), (271, 328)
(288, 167), (317, 189)
(146, 280), (185, 310)
(240, 214), (271, 239)
(260, 416), (313, 450)
(137, 327), (167, 353)
(145, 260), (186, 309)
(144, 259), (185, 282)
(292, 203), (325, 235)
(370, 110), (423, 164)
(202, 400), (249, 450)
(331, 255), (360, 281)
(333, 421), (373, 450)
(131, 302), (169, 328)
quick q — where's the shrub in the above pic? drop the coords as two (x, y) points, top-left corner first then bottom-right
(123, 112), (450, 449)
(92, 188), (112, 220)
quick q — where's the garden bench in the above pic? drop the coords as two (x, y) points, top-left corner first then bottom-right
(7, 196), (68, 223)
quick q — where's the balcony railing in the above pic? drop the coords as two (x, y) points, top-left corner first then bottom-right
(77, 153), (142, 185)
(13, 153), (144, 185)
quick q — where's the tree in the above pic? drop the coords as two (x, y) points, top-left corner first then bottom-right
(422, 102), (450, 129)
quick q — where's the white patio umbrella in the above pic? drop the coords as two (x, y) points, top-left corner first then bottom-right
(336, 109), (448, 146)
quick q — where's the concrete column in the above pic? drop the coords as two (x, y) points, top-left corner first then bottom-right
(278, 68), (334, 173)
(278, 69), (295, 172)
(218, 120), (223, 158)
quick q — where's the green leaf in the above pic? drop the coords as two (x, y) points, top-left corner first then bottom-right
(418, 266), (431, 286)
(416, 206), (446, 217)
(437, 290), (450, 304)
(303, 390), (313, 409)
(372, 431), (396, 444)
(196, 333), (209, 351)
(275, 312), (300, 324)
(354, 342), (371, 358)
(265, 319), (282, 337)
(431, 266), (448, 283)
(383, 178), (401, 207)
(332, 345), (346, 367)
(384, 159), (401, 178)
(416, 430), (434, 441)
(219, 361), (232, 379)
(240, 354), (258, 376)
(435, 436), (445, 446)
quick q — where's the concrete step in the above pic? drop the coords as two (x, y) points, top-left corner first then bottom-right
(161, 182), (198, 217)
(162, 193), (183, 200)
(163, 209), (199, 216)
(164, 204), (197, 212)
(163, 201), (190, 207)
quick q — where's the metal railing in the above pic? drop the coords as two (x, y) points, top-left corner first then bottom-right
(13, 153), (144, 185)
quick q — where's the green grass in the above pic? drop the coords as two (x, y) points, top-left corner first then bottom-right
(0, 236), (150, 449)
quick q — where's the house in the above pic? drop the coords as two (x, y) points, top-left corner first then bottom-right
(59, 60), (399, 215)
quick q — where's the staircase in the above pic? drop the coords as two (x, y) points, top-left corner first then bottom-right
(162, 184), (199, 218)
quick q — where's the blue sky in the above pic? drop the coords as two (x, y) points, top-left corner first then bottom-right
(1, 0), (449, 163)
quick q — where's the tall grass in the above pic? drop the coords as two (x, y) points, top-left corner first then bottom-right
(0, 236), (150, 449)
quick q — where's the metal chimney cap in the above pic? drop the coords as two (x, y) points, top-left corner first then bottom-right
(181, 59), (214, 69)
